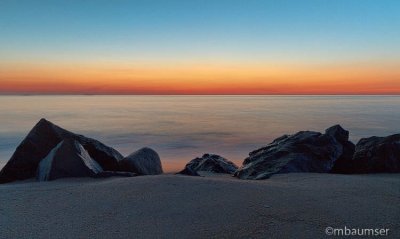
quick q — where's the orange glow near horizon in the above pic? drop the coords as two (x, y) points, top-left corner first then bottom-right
(1, 61), (399, 95)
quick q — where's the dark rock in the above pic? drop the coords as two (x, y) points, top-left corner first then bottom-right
(350, 134), (400, 173)
(93, 171), (137, 178)
(328, 124), (357, 173)
(179, 154), (238, 174)
(119, 147), (163, 175)
(0, 118), (123, 183)
(330, 141), (356, 174)
(235, 125), (354, 180)
(37, 139), (103, 181)
(325, 124), (350, 144)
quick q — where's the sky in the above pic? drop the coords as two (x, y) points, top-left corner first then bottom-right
(0, 0), (399, 94)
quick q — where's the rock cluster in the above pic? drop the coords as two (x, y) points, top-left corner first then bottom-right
(0, 119), (163, 183)
(234, 125), (400, 179)
(1, 119), (399, 183)
(234, 125), (355, 179)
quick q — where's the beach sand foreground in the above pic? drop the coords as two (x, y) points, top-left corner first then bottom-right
(1, 173), (399, 238)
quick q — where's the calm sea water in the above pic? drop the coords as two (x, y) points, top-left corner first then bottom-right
(0, 95), (399, 172)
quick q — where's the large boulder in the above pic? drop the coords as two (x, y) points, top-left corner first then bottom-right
(37, 139), (103, 181)
(0, 118), (123, 183)
(119, 147), (163, 175)
(177, 154), (238, 175)
(234, 125), (355, 180)
(350, 134), (400, 173)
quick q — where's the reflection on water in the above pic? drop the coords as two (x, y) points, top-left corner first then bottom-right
(0, 95), (399, 172)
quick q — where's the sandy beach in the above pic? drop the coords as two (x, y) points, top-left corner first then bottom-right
(1, 173), (399, 239)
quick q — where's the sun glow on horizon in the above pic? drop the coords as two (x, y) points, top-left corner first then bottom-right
(1, 60), (399, 95)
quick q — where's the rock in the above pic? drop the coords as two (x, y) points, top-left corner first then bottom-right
(119, 147), (163, 175)
(330, 141), (356, 174)
(327, 125), (357, 173)
(179, 154), (238, 175)
(234, 125), (355, 180)
(325, 124), (349, 144)
(350, 134), (400, 173)
(37, 139), (103, 181)
(93, 171), (137, 178)
(0, 118), (123, 183)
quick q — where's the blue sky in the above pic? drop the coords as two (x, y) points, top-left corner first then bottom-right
(1, 0), (399, 64)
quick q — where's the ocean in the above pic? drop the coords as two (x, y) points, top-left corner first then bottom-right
(0, 95), (399, 172)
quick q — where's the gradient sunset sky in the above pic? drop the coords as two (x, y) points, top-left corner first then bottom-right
(1, 0), (399, 94)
